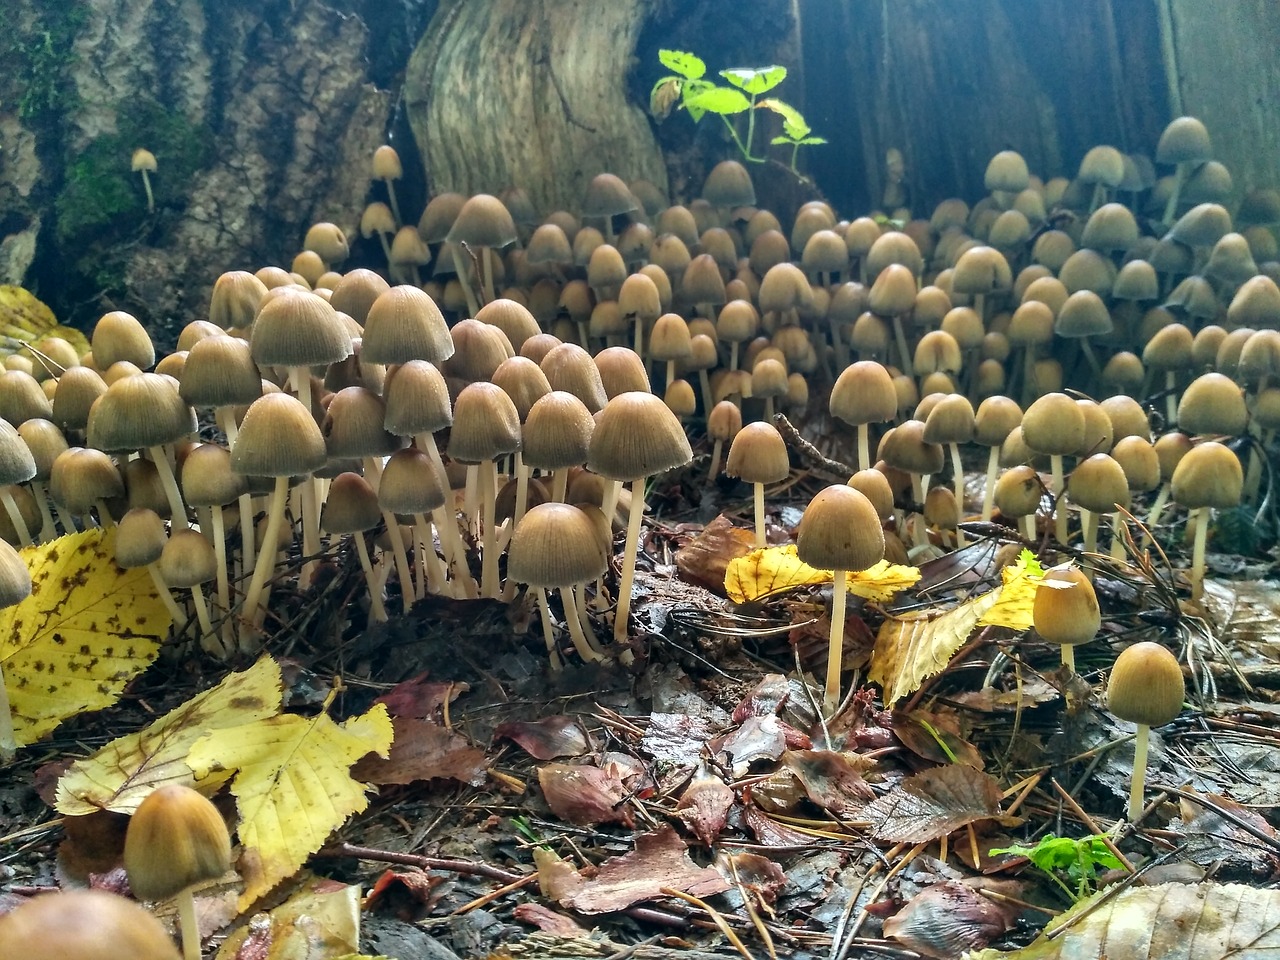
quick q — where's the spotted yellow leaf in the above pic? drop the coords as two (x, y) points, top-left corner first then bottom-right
(188, 701), (394, 910)
(0, 285), (90, 356)
(213, 878), (364, 960)
(871, 550), (1043, 704)
(725, 544), (919, 604)
(0, 528), (171, 745)
(55, 656), (283, 815)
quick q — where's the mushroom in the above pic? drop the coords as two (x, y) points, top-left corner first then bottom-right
(379, 447), (451, 599)
(796, 484), (885, 715)
(725, 422), (790, 549)
(706, 400), (743, 482)
(124, 784), (231, 960)
(116, 507), (186, 628)
(160, 530), (221, 653)
(320, 472), (387, 622)
(830, 360), (897, 472)
(0, 419), (36, 546)
(523, 391), (594, 502)
(922, 394), (976, 546)
(132, 148), (157, 213)
(49, 446), (124, 527)
(1170, 440), (1242, 601)
(0, 888), (180, 960)
(1108, 641), (1185, 820)
(372, 144), (404, 226)
(446, 193), (519, 315)
(1067, 453), (1130, 560)
(1021, 392), (1086, 545)
(974, 395), (1022, 521)
(1156, 116), (1212, 225)
(493, 355), (552, 528)
(582, 172), (638, 245)
(180, 443), (247, 650)
(1031, 562), (1100, 672)
(15, 418), (67, 540)
(879, 420), (944, 549)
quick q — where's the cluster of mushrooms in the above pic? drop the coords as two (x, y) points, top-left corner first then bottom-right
(0, 114), (1273, 824)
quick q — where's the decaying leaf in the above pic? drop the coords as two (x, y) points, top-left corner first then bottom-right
(213, 877), (361, 960)
(717, 851), (788, 904)
(494, 715), (593, 760)
(512, 902), (588, 936)
(864, 764), (1011, 844)
(364, 868), (445, 921)
(885, 880), (1018, 959)
(675, 767), (735, 845)
(373, 672), (467, 720)
(352, 717), (486, 786)
(675, 515), (756, 593)
(552, 824), (730, 914)
(725, 545), (920, 604)
(964, 882), (1280, 960)
(717, 714), (788, 777)
(0, 285), (90, 357)
(1, 528), (172, 744)
(537, 761), (634, 827)
(188, 702), (394, 910)
(870, 552), (1041, 704)
(782, 749), (876, 815)
(55, 657), (282, 815)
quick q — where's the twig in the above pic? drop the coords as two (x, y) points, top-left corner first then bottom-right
(1049, 778), (1135, 873)
(773, 413), (854, 482)
(662, 888), (757, 960)
(321, 842), (525, 884)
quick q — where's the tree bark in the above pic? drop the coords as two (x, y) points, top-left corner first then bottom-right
(405, 0), (668, 215)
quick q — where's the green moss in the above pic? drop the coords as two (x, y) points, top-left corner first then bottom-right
(5, 0), (87, 124)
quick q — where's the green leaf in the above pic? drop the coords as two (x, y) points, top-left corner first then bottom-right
(720, 65), (787, 95)
(759, 97), (805, 128)
(770, 135), (797, 146)
(800, 136), (827, 145)
(1019, 548), (1044, 577)
(659, 50), (705, 80)
(679, 78), (716, 122)
(684, 85), (751, 116)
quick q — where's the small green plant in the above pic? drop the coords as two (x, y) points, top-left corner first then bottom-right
(650, 49), (824, 171)
(989, 832), (1123, 902)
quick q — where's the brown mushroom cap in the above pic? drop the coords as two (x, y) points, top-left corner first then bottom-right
(1022, 392), (1086, 456)
(993, 464), (1042, 517)
(830, 360), (896, 425)
(383, 359), (452, 437)
(250, 288), (352, 369)
(87, 374), (195, 452)
(588, 391), (692, 482)
(796, 484), (884, 571)
(379, 447), (449, 515)
(449, 382), (521, 463)
(508, 502), (610, 587)
(540, 343), (608, 413)
(973, 395), (1022, 447)
(1067, 453), (1131, 513)
(231, 393), (327, 478)
(124, 784), (230, 901)
(1032, 563), (1100, 646)
(180, 335), (262, 408)
(1108, 641), (1185, 726)
(0, 889), (180, 960)
(848, 468), (895, 520)
(321, 472), (382, 535)
(362, 285), (454, 366)
(159, 529), (217, 588)
(1178, 372), (1248, 436)
(92, 311), (155, 370)
(1170, 440), (1243, 509)
(725, 422), (790, 485)
(523, 391), (595, 472)
(880, 419), (945, 475)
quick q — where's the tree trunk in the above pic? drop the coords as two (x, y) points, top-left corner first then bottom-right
(405, 0), (668, 215)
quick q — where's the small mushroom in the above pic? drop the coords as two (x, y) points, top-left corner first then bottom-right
(725, 422), (790, 549)
(0, 888), (179, 960)
(132, 148), (157, 213)
(1108, 641), (1185, 820)
(1031, 562), (1100, 672)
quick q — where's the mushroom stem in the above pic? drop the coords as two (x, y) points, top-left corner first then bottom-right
(415, 513), (447, 595)
(479, 460), (501, 598)
(464, 465), (480, 538)
(613, 477), (647, 646)
(561, 584), (603, 662)
(210, 506), (234, 653)
(911, 473), (928, 548)
(698, 369), (713, 417)
(949, 441), (967, 547)
(513, 451), (531, 528)
(708, 439), (724, 482)
(175, 885), (200, 960)
(1050, 454), (1069, 545)
(857, 423), (872, 474)
(892, 315), (914, 377)
(190, 584), (220, 654)
(1080, 507), (1098, 557)
(1110, 511), (1127, 560)
(551, 468), (568, 503)
(1127, 723), (1151, 821)
(981, 446), (1000, 521)
(729, 341), (740, 372)
(384, 177), (402, 227)
(533, 587), (562, 671)
(353, 533), (387, 622)
(752, 480), (767, 549)
(382, 512), (416, 612)
(480, 248), (497, 305)
(1061, 642), (1076, 673)
(95, 499), (115, 526)
(1162, 162), (1187, 225)
(1164, 370), (1179, 426)
(29, 481), (56, 541)
(825, 570), (847, 717)
(451, 245), (481, 318)
(146, 563), (186, 626)
(634, 317), (645, 359)
(0, 488), (31, 546)
(147, 446), (189, 529)
(1144, 481), (1172, 545)
(1021, 513), (1037, 542)
(241, 475), (288, 634)
(1189, 505), (1209, 601)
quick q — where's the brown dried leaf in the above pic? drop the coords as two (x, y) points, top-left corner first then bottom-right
(883, 881), (1018, 959)
(493, 716), (593, 760)
(782, 749), (876, 815)
(512, 902), (588, 937)
(374, 673), (467, 719)
(537, 762), (634, 827)
(893, 709), (985, 769)
(732, 673), (792, 721)
(559, 825), (729, 914)
(640, 712), (719, 767)
(675, 772), (735, 846)
(718, 851), (788, 904)
(57, 810), (128, 883)
(863, 765), (1008, 844)
(352, 717), (486, 786)
(717, 714), (787, 777)
(364, 869), (446, 922)
(741, 803), (816, 847)
(675, 515), (755, 594)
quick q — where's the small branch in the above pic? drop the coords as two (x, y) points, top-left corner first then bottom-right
(773, 413), (854, 482)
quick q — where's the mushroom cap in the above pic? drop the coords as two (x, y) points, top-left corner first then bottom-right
(1032, 563), (1100, 646)
(0, 536), (32, 607)
(707, 400), (743, 443)
(1108, 641), (1185, 726)
(1022, 393), (1086, 456)
(321, 472), (381, 535)
(984, 150), (1030, 193)
(124, 784), (230, 901)
(541, 343), (607, 413)
(759, 262), (814, 315)
(209, 271), (269, 330)
(159, 529), (217, 588)
(725, 422), (789, 485)
(0, 889), (180, 960)
(526, 223), (574, 266)
(973, 395), (1022, 447)
(617, 273), (663, 324)
(492, 356), (552, 421)
(475, 298), (541, 353)
(87, 373), (195, 451)
(379, 447), (449, 515)
(360, 285), (453, 367)
(717, 299), (761, 344)
(1168, 203), (1232, 248)
(51, 366), (107, 431)
(0, 418), (36, 485)
(322, 386), (404, 458)
(231, 393), (326, 477)
(594, 346), (651, 398)
(848, 468), (895, 520)
(418, 192), (466, 242)
(830, 360), (896, 426)
(1067, 453), (1131, 513)
(372, 144), (403, 180)
(1100, 395), (1150, 442)
(1178, 372), (1248, 436)
(922, 393), (975, 445)
(582, 172), (638, 220)
(92, 311), (155, 370)
(1111, 436), (1160, 492)
(330, 269), (391, 327)
(508, 502), (609, 587)
(1078, 145), (1125, 186)
(115, 508), (168, 569)
(1156, 116), (1211, 165)
(49, 447), (124, 514)
(181, 443), (248, 507)
(681, 254), (727, 307)
(993, 464), (1042, 517)
(588, 391), (692, 482)
(880, 419), (945, 474)
(865, 230), (924, 280)
(523, 391), (594, 471)
(447, 193), (518, 249)
(383, 359), (452, 436)
(303, 222), (349, 265)
(442, 318), (513, 383)
(1171, 440), (1243, 509)
(449, 382), (521, 463)
(1055, 290), (1113, 339)
(952, 245), (1012, 296)
(180, 335), (262, 407)
(250, 288), (352, 368)
(796, 484), (884, 571)
(868, 263), (917, 316)
(702, 160), (756, 208)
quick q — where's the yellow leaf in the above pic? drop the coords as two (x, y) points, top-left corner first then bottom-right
(870, 552), (1044, 704)
(55, 657), (283, 815)
(0, 286), (90, 356)
(725, 544), (919, 604)
(188, 702), (394, 910)
(214, 878), (362, 960)
(0, 528), (172, 744)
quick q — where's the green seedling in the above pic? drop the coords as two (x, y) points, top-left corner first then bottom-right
(990, 832), (1123, 902)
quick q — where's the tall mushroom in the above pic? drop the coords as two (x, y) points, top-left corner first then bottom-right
(321, 472), (387, 622)
(1108, 641), (1185, 820)
(725, 422), (790, 549)
(1170, 440), (1242, 601)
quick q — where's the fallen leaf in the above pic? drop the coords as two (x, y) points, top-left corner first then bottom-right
(494, 715), (593, 760)
(640, 712), (718, 768)
(55, 657), (282, 815)
(188, 702), (394, 910)
(732, 674), (792, 721)
(893, 709), (985, 769)
(675, 515), (756, 593)
(870, 551), (1045, 705)
(717, 851), (788, 904)
(558, 825), (730, 914)
(364, 869), (445, 921)
(725, 545), (919, 604)
(965, 882), (1280, 960)
(863, 765), (1011, 844)
(0, 285), (90, 356)
(353, 717), (486, 786)
(373, 673), (467, 720)
(512, 902), (588, 936)
(717, 714), (787, 777)
(1, 528), (172, 744)
(782, 750), (876, 815)
(214, 877), (361, 960)
(675, 768), (735, 845)
(883, 880), (1018, 959)
(741, 803), (814, 846)
(57, 810), (128, 881)
(537, 762), (634, 827)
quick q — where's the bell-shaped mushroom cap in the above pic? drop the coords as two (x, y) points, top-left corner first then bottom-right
(880, 419), (945, 474)
(541, 343), (608, 412)
(526, 223), (574, 267)
(829, 360), (897, 427)
(358, 285), (453, 366)
(51, 365), (107, 431)
(209, 270), (269, 330)
(418, 192), (466, 242)
(92, 310), (155, 370)
(383, 359), (452, 436)
(866, 230), (924, 280)
(1228, 275), (1280, 328)
(1170, 440), (1243, 509)
(994, 464), (1042, 517)
(492, 356), (552, 421)
(303, 222), (349, 265)
(1143, 321), (1194, 372)
(508, 502), (610, 588)
(848, 468), (895, 520)
(1111, 435), (1160, 492)
(681, 254), (728, 308)
(17, 419), (67, 480)
(582, 173), (638, 222)
(594, 346), (651, 398)
(379, 447), (449, 515)
(1022, 392), (1086, 456)
(1067, 453), (1130, 513)
(49, 447), (124, 514)
(1033, 563), (1100, 646)
(617, 273), (662, 325)
(1178, 372), (1248, 436)
(759, 262), (814, 316)
(974, 395), (1022, 447)
(321, 472), (381, 535)
(0, 536), (31, 607)
(442, 318), (513, 383)
(372, 144), (403, 180)
(1168, 203), (1232, 248)
(476, 298), (541, 353)
(588, 391), (692, 482)
(1108, 641), (1185, 726)
(707, 399), (743, 443)
(449, 382), (521, 463)
(0, 888), (180, 960)
(330, 268), (391, 326)
(87, 373), (196, 451)
(1156, 116), (1212, 165)
(984, 150), (1030, 193)
(160, 529), (217, 588)
(914, 329), (963, 376)
(0, 418), (36, 485)
(717, 299), (761, 344)
(231, 393), (326, 478)
(447, 193), (518, 250)
(124, 784), (231, 901)
(1078, 145), (1125, 187)
(951, 245), (1012, 296)
(1112, 259), (1159, 301)
(868, 263), (917, 316)
(180, 335), (261, 407)
(180, 443), (248, 507)
(725, 422), (789, 485)
(1055, 290), (1113, 339)
(322, 386), (404, 458)
(250, 288), (352, 368)
(1100, 395), (1150, 441)
(796, 484), (884, 571)
(702, 160), (756, 208)
(922, 393), (976, 445)
(523, 390), (594, 471)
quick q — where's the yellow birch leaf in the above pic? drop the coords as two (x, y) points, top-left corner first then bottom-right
(977, 549), (1043, 631)
(725, 544), (919, 604)
(188, 702), (394, 910)
(213, 877), (362, 960)
(0, 528), (171, 745)
(55, 657), (283, 816)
